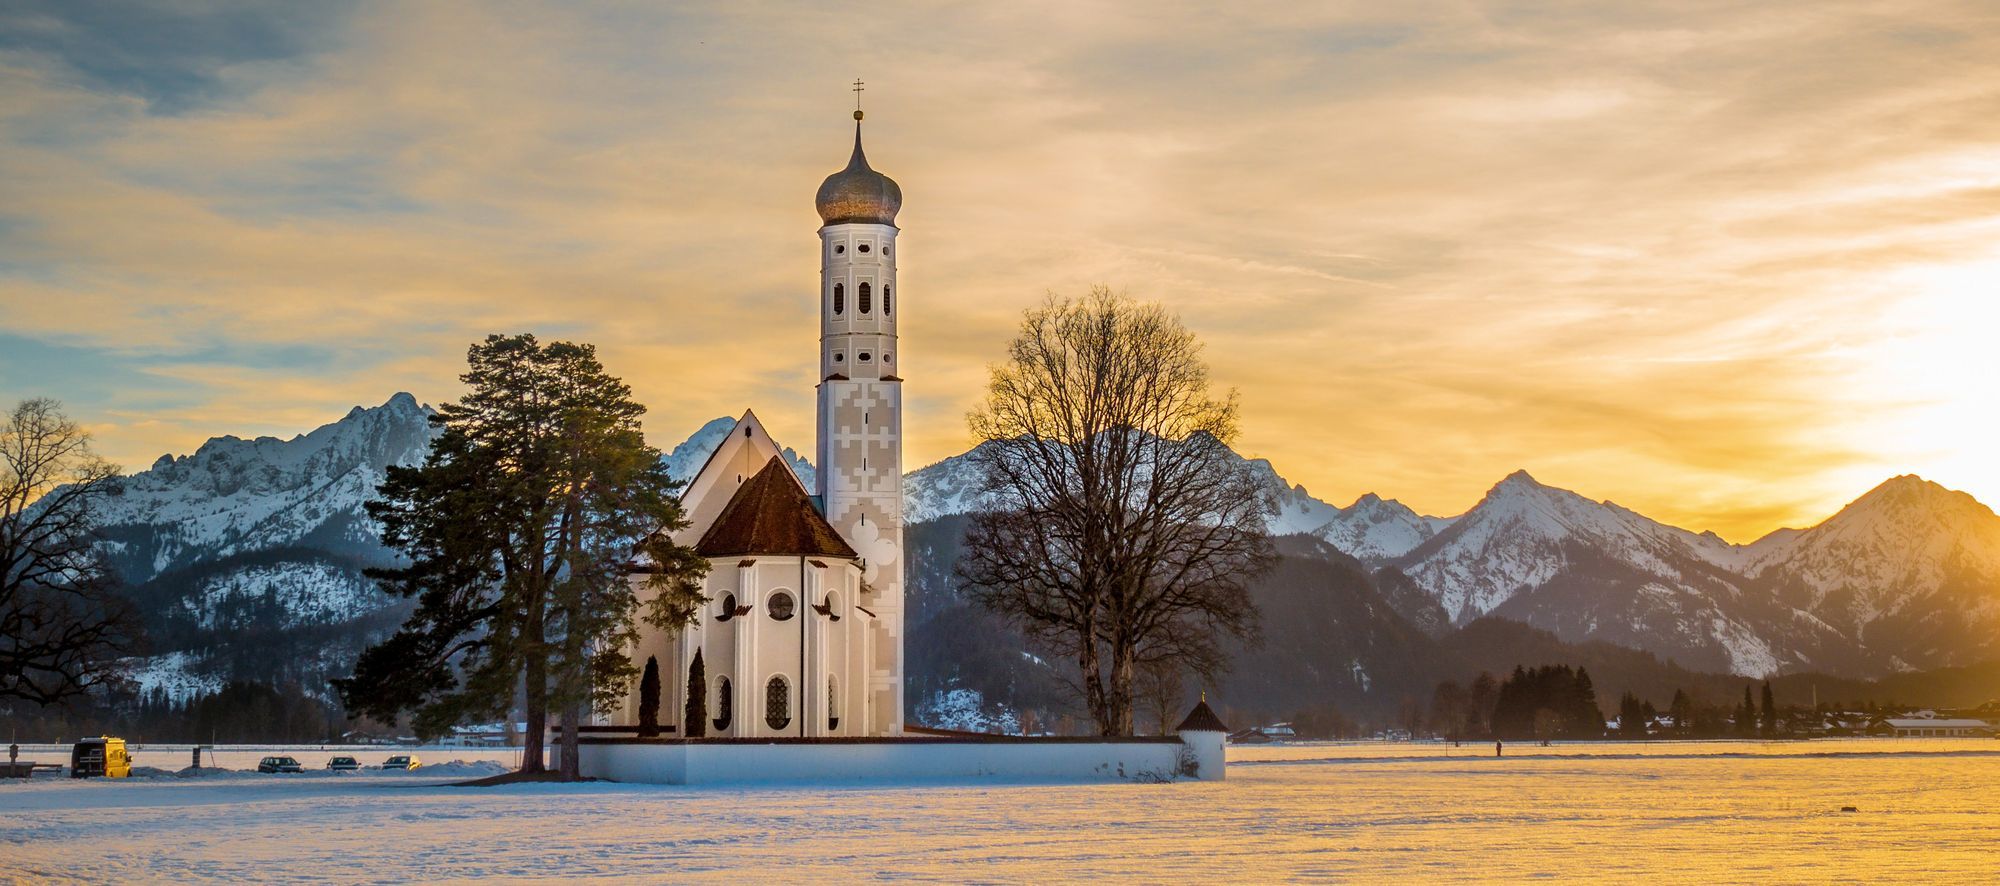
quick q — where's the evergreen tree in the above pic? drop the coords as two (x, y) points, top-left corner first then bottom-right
(638, 656), (662, 738)
(337, 334), (709, 777)
(1617, 692), (1647, 739)
(1668, 689), (1693, 737)
(1488, 664), (1608, 740)
(684, 648), (707, 739)
(1737, 685), (1757, 736)
(1573, 668), (1600, 735)
(1760, 681), (1777, 736)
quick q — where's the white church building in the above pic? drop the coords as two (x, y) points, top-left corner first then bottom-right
(581, 105), (1228, 784)
(614, 108), (907, 739)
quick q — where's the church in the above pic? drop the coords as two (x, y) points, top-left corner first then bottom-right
(614, 106), (907, 738)
(577, 103), (1225, 783)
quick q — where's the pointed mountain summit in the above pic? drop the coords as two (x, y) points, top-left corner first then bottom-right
(1394, 469), (1736, 625)
(100, 393), (439, 579)
(1739, 474), (2000, 670)
(1313, 491), (1453, 562)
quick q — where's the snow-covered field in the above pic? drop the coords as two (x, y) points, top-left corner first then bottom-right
(6, 740), (1998, 882)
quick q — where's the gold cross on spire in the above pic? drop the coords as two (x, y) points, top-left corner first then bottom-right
(852, 78), (865, 121)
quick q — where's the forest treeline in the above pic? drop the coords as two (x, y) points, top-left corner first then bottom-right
(1280, 664), (1948, 741)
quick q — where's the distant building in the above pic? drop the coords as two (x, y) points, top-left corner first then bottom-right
(1870, 717), (1995, 738)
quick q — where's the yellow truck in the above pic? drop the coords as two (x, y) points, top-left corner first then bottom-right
(70, 737), (132, 778)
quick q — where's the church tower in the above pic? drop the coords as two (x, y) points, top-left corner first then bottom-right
(813, 102), (904, 735)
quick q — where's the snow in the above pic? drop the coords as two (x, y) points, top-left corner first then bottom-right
(6, 741), (1998, 880)
(125, 651), (223, 704)
(914, 688), (1020, 734)
(95, 393), (437, 580)
(903, 441), (1452, 562)
(1312, 492), (1452, 561)
(182, 562), (386, 631)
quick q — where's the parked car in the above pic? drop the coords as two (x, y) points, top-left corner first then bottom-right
(381, 754), (421, 770)
(257, 756), (304, 773)
(70, 737), (132, 779)
(327, 756), (360, 771)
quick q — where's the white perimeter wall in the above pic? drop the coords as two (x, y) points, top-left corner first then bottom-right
(579, 735), (1224, 785)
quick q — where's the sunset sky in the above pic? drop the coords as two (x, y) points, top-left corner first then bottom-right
(3, 0), (1996, 542)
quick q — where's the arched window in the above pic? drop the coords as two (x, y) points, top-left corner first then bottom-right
(832, 283), (844, 316)
(713, 676), (732, 732)
(765, 676), (791, 730)
(858, 282), (872, 314)
(768, 591), (795, 621)
(884, 285), (892, 316)
(828, 674), (840, 731)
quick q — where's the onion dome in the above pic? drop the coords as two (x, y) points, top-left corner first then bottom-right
(815, 114), (901, 226)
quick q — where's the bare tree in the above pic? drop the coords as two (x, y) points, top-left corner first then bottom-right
(959, 288), (1273, 736)
(1, 398), (134, 704)
(1135, 659), (1188, 736)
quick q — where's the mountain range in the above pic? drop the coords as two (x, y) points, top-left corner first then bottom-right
(86, 394), (2000, 723)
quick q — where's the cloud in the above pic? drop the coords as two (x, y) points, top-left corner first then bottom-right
(2, 0), (1998, 540)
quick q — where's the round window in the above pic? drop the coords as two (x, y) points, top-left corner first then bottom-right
(835, 244), (845, 254)
(767, 592), (795, 621)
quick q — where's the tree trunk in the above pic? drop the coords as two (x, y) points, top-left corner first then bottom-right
(1109, 635), (1135, 736)
(521, 611), (548, 773)
(560, 699), (583, 780)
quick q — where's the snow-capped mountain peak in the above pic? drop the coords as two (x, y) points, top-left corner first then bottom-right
(100, 393), (439, 580)
(1738, 474), (2000, 641)
(1312, 491), (1454, 562)
(1395, 468), (1737, 626)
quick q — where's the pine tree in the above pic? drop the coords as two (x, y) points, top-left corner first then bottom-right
(1469, 671), (1500, 738)
(1760, 681), (1777, 737)
(336, 334), (709, 777)
(1573, 668), (1601, 737)
(638, 656), (662, 738)
(1669, 689), (1693, 736)
(684, 648), (707, 739)
(1738, 685), (1756, 736)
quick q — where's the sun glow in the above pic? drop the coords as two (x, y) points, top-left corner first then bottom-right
(1852, 259), (2000, 509)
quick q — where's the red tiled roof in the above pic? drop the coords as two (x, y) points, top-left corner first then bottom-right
(694, 456), (858, 559)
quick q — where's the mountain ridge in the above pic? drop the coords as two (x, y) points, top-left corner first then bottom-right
(68, 395), (2000, 708)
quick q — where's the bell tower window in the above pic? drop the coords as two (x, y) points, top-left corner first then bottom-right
(833, 283), (844, 316)
(884, 286), (892, 316)
(859, 282), (872, 314)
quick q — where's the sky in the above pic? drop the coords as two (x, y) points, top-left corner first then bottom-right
(2, 0), (1997, 542)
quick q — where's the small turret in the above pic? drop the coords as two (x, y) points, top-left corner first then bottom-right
(1175, 695), (1229, 780)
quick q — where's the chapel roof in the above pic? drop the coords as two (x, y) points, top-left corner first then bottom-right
(695, 456), (858, 559)
(1175, 699), (1230, 733)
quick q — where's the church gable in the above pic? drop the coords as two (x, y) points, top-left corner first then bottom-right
(696, 456), (858, 559)
(674, 409), (787, 546)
